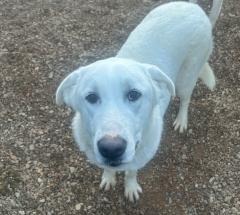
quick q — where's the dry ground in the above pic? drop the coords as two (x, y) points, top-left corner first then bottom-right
(0, 0), (239, 214)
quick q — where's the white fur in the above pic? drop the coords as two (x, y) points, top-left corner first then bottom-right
(66, 58), (174, 171)
(199, 63), (216, 90)
(124, 171), (142, 202)
(56, 0), (223, 201)
(210, 0), (223, 26)
(100, 169), (116, 191)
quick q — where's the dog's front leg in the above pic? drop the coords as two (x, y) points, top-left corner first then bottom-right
(100, 168), (116, 191)
(124, 170), (142, 202)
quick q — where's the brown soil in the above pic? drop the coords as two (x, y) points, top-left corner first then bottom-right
(0, 0), (239, 214)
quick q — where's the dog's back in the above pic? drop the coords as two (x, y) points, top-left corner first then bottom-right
(117, 2), (212, 83)
(117, 1), (223, 132)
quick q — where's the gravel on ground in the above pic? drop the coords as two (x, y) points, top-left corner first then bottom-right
(0, 0), (239, 214)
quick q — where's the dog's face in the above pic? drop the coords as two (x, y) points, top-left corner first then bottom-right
(75, 60), (155, 167)
(56, 58), (175, 168)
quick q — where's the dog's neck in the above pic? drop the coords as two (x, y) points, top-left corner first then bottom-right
(117, 51), (178, 84)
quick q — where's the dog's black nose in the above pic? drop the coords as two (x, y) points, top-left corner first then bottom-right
(97, 136), (127, 160)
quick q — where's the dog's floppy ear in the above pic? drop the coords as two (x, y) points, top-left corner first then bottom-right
(147, 65), (175, 97)
(56, 68), (83, 107)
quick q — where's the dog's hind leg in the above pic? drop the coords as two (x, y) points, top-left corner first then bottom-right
(174, 54), (210, 132)
(174, 63), (215, 132)
(199, 63), (216, 90)
(100, 169), (116, 191)
(173, 96), (190, 133)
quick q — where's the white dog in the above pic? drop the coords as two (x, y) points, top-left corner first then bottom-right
(56, 0), (223, 202)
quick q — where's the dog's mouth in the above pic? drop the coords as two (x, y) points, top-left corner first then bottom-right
(104, 159), (122, 167)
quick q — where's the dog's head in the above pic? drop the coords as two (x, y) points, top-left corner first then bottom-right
(56, 58), (175, 168)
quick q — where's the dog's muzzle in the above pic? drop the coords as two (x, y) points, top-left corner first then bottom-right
(97, 135), (127, 167)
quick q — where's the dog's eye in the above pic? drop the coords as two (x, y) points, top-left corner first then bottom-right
(127, 90), (142, 102)
(85, 93), (100, 104)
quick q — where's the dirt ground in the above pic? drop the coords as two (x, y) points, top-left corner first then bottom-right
(0, 0), (239, 214)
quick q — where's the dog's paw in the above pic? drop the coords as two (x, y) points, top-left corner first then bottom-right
(100, 170), (116, 191)
(173, 114), (188, 133)
(124, 180), (142, 202)
(100, 177), (116, 191)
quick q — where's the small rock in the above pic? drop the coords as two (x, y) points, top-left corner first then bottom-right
(48, 72), (54, 79)
(37, 178), (43, 183)
(10, 199), (17, 206)
(231, 207), (238, 214)
(228, 13), (236, 17)
(75, 203), (83, 211)
(40, 198), (45, 203)
(19, 211), (25, 215)
(29, 144), (34, 150)
(209, 194), (215, 203)
(236, 152), (240, 159)
(91, 187), (96, 194)
(142, 0), (151, 3)
(182, 154), (187, 160)
(15, 192), (20, 198)
(25, 163), (31, 169)
(224, 196), (232, 203)
(69, 167), (75, 174)
(102, 197), (109, 202)
(209, 177), (215, 184)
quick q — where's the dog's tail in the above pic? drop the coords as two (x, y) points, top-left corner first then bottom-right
(209, 0), (224, 26)
(189, 0), (223, 90)
(189, 0), (224, 26)
(199, 63), (216, 90)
